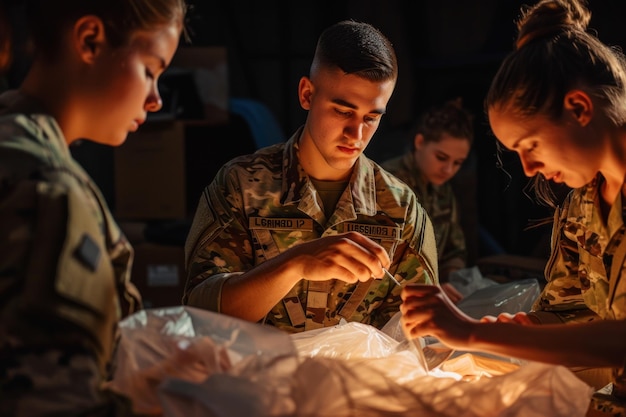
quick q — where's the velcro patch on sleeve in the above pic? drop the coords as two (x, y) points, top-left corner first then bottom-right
(74, 233), (101, 272)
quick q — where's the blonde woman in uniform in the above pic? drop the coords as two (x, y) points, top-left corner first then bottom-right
(0, 0), (186, 415)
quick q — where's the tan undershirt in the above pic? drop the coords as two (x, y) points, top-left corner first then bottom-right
(310, 178), (349, 219)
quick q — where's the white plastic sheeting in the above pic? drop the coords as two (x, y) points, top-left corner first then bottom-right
(107, 306), (593, 417)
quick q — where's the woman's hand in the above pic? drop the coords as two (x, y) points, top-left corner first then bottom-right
(400, 284), (478, 350)
(480, 311), (536, 325)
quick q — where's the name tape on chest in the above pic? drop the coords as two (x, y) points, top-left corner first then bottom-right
(249, 217), (314, 231)
(345, 222), (401, 239)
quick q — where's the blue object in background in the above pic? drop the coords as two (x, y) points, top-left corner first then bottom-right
(229, 98), (286, 149)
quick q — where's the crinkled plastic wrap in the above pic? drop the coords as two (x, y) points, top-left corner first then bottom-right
(455, 278), (541, 319)
(107, 306), (299, 416)
(107, 306), (593, 417)
(449, 266), (542, 319)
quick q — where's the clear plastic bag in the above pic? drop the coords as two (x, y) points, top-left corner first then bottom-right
(107, 306), (299, 416)
(107, 306), (593, 417)
(455, 278), (541, 319)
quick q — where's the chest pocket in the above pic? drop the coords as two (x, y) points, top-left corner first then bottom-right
(343, 222), (402, 261)
(578, 246), (610, 318)
(608, 235), (626, 320)
(249, 217), (317, 261)
(371, 238), (399, 264)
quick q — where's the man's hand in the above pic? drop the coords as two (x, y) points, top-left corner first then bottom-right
(285, 231), (391, 284)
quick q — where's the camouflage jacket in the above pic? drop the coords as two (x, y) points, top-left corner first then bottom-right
(535, 176), (626, 400)
(0, 91), (140, 416)
(381, 152), (467, 276)
(183, 127), (438, 333)
(536, 175), (626, 320)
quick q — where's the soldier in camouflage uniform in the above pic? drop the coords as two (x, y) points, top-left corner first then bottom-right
(183, 20), (439, 334)
(401, 0), (626, 414)
(0, 1), (185, 416)
(534, 177), (626, 323)
(382, 99), (473, 304)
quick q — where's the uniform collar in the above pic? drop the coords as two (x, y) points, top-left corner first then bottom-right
(401, 151), (442, 195)
(281, 126), (378, 217)
(0, 89), (72, 161)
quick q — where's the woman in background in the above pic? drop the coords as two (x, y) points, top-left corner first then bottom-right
(382, 99), (473, 303)
(0, 1), (186, 415)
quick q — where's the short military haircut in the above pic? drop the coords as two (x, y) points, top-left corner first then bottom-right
(311, 20), (398, 82)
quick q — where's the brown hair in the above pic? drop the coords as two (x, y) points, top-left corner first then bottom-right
(411, 98), (474, 151)
(486, 0), (626, 206)
(486, 0), (626, 124)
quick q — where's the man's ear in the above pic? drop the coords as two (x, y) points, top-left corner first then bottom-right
(298, 76), (313, 110)
(564, 89), (593, 127)
(73, 15), (107, 64)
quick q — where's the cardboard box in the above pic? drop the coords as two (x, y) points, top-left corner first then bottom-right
(130, 242), (186, 309)
(114, 121), (186, 219)
(114, 116), (258, 221)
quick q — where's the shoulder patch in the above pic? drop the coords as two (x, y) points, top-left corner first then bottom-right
(74, 233), (101, 272)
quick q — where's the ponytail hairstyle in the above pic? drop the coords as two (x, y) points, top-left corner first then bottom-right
(486, 0), (626, 206)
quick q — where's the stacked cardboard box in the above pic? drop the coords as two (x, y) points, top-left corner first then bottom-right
(130, 242), (186, 309)
(113, 47), (237, 307)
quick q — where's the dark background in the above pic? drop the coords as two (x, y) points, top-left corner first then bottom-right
(179, 0), (626, 262)
(4, 0), (626, 263)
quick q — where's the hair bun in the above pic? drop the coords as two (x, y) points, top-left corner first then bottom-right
(515, 0), (591, 50)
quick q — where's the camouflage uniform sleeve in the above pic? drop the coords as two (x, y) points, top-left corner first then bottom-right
(399, 192), (439, 285)
(532, 193), (592, 317)
(418, 210), (439, 284)
(439, 195), (467, 279)
(368, 196), (439, 329)
(0, 140), (138, 414)
(182, 171), (253, 311)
